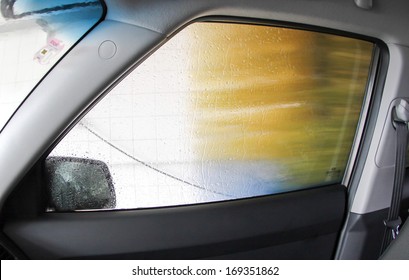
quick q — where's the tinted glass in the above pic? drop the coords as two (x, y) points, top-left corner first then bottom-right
(50, 22), (374, 210)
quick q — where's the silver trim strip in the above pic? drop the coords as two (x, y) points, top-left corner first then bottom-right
(342, 46), (381, 186)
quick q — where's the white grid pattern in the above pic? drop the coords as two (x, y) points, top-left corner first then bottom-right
(51, 32), (232, 209)
(0, 25), (49, 129)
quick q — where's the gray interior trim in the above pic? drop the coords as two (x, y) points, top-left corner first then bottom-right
(351, 45), (409, 214)
(375, 99), (409, 168)
(0, 20), (166, 209)
(105, 0), (409, 46)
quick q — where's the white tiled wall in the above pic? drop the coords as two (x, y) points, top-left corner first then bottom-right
(50, 30), (226, 209)
(0, 24), (49, 129)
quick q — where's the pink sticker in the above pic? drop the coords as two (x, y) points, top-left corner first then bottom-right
(34, 38), (64, 65)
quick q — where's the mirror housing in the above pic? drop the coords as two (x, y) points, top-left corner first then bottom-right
(45, 157), (116, 211)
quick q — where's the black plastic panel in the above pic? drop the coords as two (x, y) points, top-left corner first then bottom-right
(4, 185), (346, 259)
(336, 208), (388, 259)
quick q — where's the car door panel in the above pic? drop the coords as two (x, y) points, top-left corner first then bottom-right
(3, 184), (345, 259)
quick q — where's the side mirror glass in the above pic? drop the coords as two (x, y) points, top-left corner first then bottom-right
(45, 157), (116, 211)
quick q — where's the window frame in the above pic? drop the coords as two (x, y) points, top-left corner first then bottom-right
(42, 16), (387, 211)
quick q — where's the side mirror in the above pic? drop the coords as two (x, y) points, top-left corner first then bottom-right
(45, 157), (116, 211)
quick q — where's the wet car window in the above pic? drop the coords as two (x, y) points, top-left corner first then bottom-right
(49, 22), (374, 210)
(0, 0), (104, 131)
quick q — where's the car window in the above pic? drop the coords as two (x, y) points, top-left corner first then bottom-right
(0, 0), (104, 131)
(48, 22), (374, 211)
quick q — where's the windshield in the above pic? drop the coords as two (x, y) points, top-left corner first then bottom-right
(0, 0), (104, 131)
